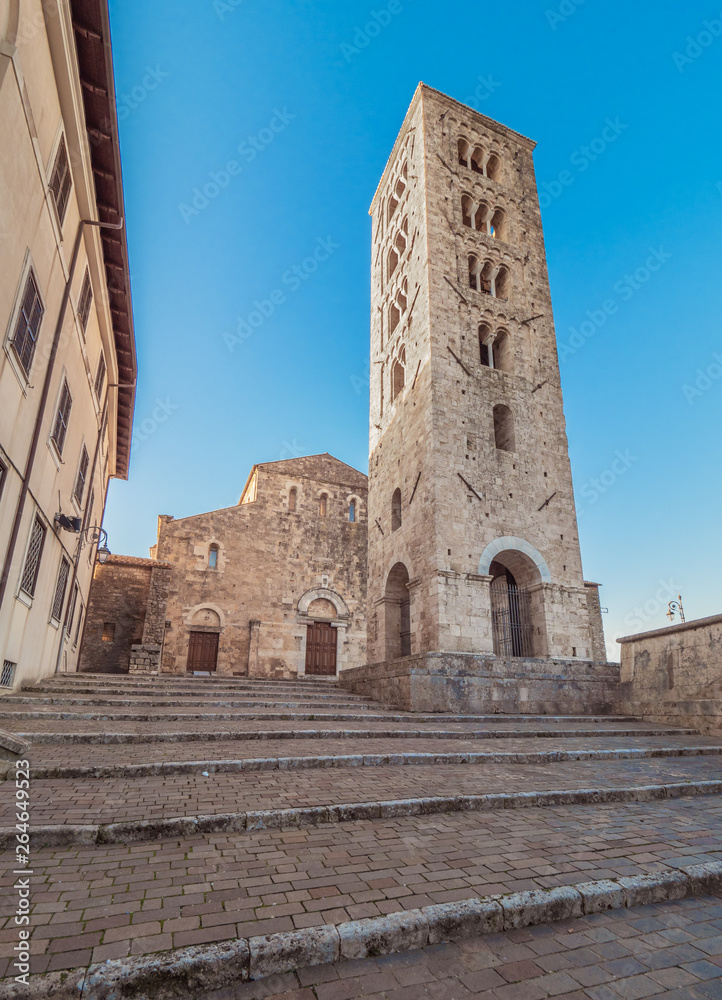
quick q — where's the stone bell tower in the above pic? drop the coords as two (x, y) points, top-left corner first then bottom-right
(366, 84), (608, 691)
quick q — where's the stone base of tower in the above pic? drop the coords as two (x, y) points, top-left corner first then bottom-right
(339, 652), (621, 716)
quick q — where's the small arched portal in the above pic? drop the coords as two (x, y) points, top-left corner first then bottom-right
(385, 562), (411, 659)
(484, 547), (548, 658)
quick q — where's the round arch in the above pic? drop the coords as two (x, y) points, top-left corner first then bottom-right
(184, 602), (226, 628)
(478, 536), (551, 582)
(298, 587), (349, 619)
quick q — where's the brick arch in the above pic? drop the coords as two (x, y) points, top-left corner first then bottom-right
(297, 588), (349, 619)
(478, 537), (551, 582)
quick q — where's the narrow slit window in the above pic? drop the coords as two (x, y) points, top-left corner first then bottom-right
(102, 622), (115, 642)
(94, 353), (106, 397)
(288, 487), (297, 511)
(73, 446), (89, 507)
(77, 269), (93, 332)
(208, 544), (219, 569)
(349, 501), (356, 522)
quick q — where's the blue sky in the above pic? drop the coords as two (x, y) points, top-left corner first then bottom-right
(105, 0), (722, 655)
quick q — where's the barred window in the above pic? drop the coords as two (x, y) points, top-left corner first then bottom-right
(50, 557), (70, 622)
(77, 269), (93, 332)
(0, 661), (16, 688)
(51, 379), (72, 455)
(20, 516), (46, 597)
(73, 446), (89, 506)
(49, 136), (72, 224)
(10, 271), (44, 376)
(94, 352), (106, 397)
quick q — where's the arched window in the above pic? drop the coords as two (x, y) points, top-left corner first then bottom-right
(474, 202), (489, 232)
(457, 138), (470, 167)
(391, 488), (402, 531)
(319, 493), (327, 516)
(387, 194), (398, 222)
(493, 404), (515, 452)
(489, 208), (505, 240)
(470, 146), (486, 175)
(480, 260), (495, 295)
(396, 282), (407, 314)
(395, 229), (407, 256)
(494, 265), (511, 300)
(389, 301), (400, 336)
(349, 501), (356, 522)
(486, 153), (501, 181)
(391, 348), (405, 401)
(479, 323), (493, 367)
(208, 544), (219, 569)
(461, 194), (473, 228)
(288, 488), (297, 511)
(387, 246), (399, 279)
(468, 254), (480, 291)
(494, 329), (513, 373)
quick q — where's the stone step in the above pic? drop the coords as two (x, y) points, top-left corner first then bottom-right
(16, 725), (698, 745)
(23, 678), (353, 693)
(0, 695), (376, 709)
(7, 793), (722, 985)
(24, 737), (722, 778)
(3, 752), (721, 845)
(40, 673), (341, 689)
(0, 708), (645, 723)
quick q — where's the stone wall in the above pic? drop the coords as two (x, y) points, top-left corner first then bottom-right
(339, 652), (621, 715)
(79, 556), (170, 674)
(618, 615), (722, 733)
(154, 454), (368, 677)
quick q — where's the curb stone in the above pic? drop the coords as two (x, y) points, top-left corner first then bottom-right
(3, 863), (722, 1000)
(24, 743), (722, 779)
(5, 779), (722, 849)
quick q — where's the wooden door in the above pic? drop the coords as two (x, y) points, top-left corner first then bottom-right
(305, 622), (337, 675)
(187, 631), (219, 672)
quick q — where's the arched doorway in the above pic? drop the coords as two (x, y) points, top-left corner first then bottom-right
(304, 597), (338, 675)
(483, 545), (549, 658)
(385, 562), (411, 659)
(490, 562), (533, 657)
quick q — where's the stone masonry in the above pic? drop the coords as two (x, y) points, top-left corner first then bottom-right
(365, 84), (606, 682)
(150, 454), (368, 676)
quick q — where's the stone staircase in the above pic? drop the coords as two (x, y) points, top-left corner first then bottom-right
(1, 672), (722, 997)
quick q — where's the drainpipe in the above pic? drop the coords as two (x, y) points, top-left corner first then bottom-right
(0, 217), (124, 618)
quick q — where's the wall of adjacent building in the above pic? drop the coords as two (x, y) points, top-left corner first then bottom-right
(0, 1), (134, 689)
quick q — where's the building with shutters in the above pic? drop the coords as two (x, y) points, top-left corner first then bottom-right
(0, 0), (136, 690)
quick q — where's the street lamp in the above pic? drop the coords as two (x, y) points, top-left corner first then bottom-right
(666, 594), (685, 624)
(84, 526), (111, 564)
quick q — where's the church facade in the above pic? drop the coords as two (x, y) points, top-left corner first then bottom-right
(80, 454), (368, 676)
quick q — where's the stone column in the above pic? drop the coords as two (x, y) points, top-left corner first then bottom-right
(247, 620), (261, 676)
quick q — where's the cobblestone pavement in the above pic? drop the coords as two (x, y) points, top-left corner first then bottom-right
(2, 674), (721, 993)
(1, 755), (720, 827)
(199, 894), (722, 999)
(2, 795), (722, 977)
(22, 733), (722, 770)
